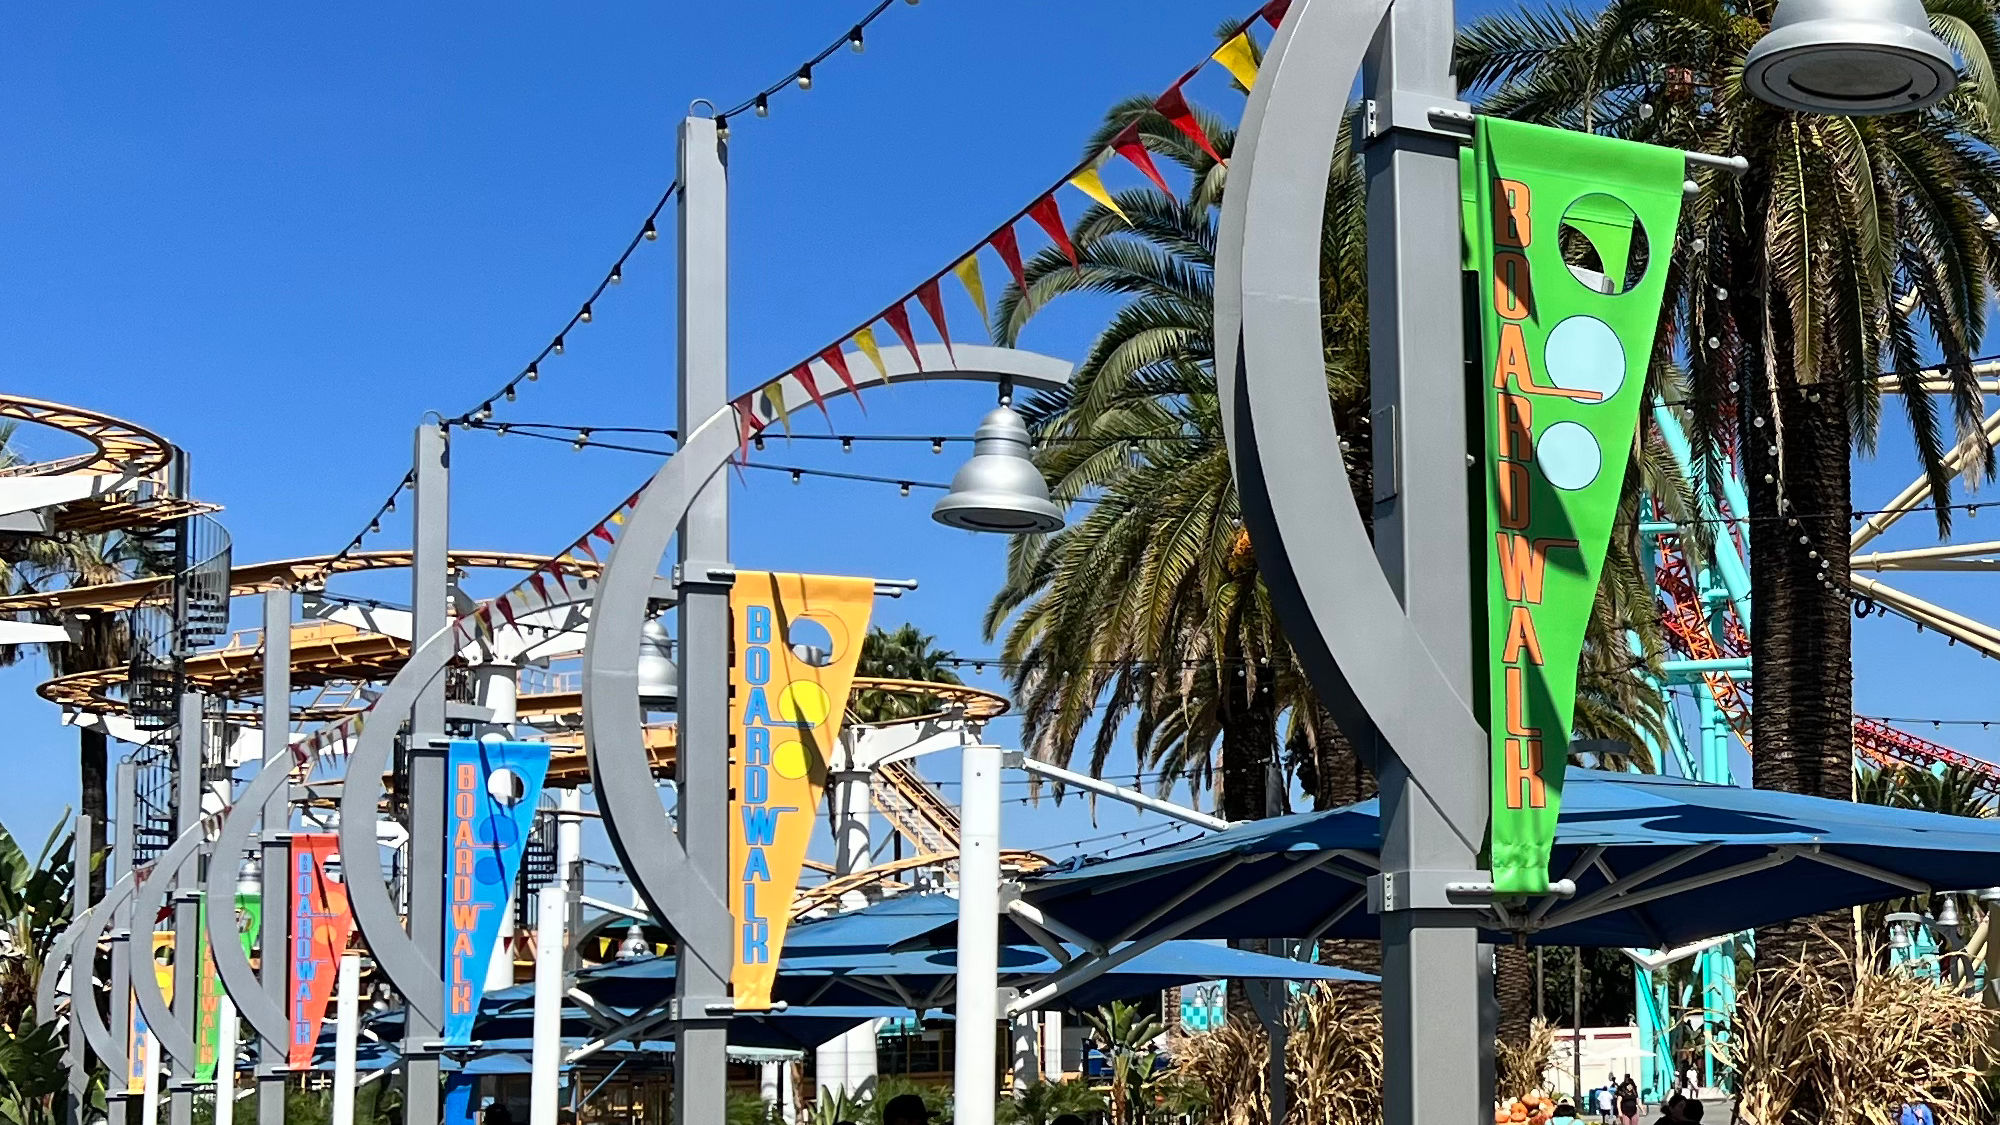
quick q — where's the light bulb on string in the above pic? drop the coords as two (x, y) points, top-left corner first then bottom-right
(574, 429), (592, 451)
(643, 219), (657, 241)
(899, 482), (912, 497)
(755, 94), (770, 117)
(931, 439), (944, 454)
(553, 334), (565, 355)
(579, 302), (593, 324)
(797, 66), (813, 90)
(841, 437), (853, 453)
(791, 470), (802, 485)
(526, 362), (539, 382)
(369, 519), (381, 535)
(474, 402), (493, 422)
(610, 264), (622, 285)
(754, 436), (766, 452)
(849, 26), (865, 51)
(504, 384), (517, 402)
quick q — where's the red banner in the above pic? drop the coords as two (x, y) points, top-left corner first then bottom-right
(287, 834), (353, 1069)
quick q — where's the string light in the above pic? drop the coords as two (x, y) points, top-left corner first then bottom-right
(579, 302), (593, 324)
(797, 65), (814, 90)
(849, 26), (866, 51)
(574, 429), (592, 451)
(504, 385), (517, 402)
(609, 264), (622, 285)
(643, 219), (658, 241)
(552, 334), (565, 356)
(755, 94), (770, 117)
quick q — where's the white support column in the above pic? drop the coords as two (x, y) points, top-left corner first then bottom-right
(530, 893), (564, 1125)
(953, 744), (1003, 1125)
(758, 1064), (781, 1114)
(818, 754), (879, 1098)
(140, 1032), (161, 1125)
(1040, 1012), (1063, 1080)
(1009, 1013), (1039, 1095)
(332, 953), (360, 1125)
(215, 996), (239, 1125)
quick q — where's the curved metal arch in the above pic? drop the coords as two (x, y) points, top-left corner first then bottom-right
(59, 873), (134, 1069)
(579, 343), (1072, 944)
(1213, 0), (1484, 805)
(333, 621), (457, 1029)
(128, 830), (203, 1065)
(205, 782), (291, 1045)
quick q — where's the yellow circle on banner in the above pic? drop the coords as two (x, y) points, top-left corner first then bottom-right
(773, 739), (811, 781)
(778, 681), (832, 725)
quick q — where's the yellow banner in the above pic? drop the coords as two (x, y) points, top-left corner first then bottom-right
(728, 571), (874, 1009)
(129, 932), (174, 1094)
(1067, 166), (1130, 223)
(1212, 33), (1259, 87)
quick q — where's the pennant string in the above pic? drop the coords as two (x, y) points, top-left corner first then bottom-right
(852, 326), (888, 380)
(1155, 86), (1227, 165)
(1211, 33), (1259, 88)
(953, 256), (990, 329)
(1067, 166), (1130, 224)
(819, 346), (866, 412)
(1113, 126), (1174, 195)
(990, 225), (1030, 296)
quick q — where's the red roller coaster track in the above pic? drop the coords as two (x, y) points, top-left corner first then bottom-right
(1652, 527), (2000, 793)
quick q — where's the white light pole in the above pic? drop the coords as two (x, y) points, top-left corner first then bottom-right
(952, 744), (1004, 1125)
(332, 953), (361, 1125)
(530, 893), (564, 1125)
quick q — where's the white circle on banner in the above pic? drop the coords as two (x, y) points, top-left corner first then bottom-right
(1537, 421), (1601, 491)
(1544, 315), (1625, 401)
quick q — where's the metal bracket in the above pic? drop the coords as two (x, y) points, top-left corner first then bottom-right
(1368, 869), (1497, 913)
(1358, 95), (1473, 143)
(1371, 404), (1400, 505)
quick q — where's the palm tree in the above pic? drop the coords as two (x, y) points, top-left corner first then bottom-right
(1083, 1000), (1165, 1125)
(1458, 0), (2000, 969)
(850, 624), (964, 724)
(13, 532), (150, 896)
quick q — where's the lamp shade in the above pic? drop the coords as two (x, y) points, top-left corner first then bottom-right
(1744, 0), (1957, 115)
(931, 406), (1064, 535)
(636, 616), (679, 709)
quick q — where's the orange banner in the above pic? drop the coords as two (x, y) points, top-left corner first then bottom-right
(728, 571), (874, 1009)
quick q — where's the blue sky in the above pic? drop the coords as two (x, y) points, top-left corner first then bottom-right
(2, 0), (1997, 874)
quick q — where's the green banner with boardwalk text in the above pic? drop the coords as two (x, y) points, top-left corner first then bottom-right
(1471, 117), (1683, 894)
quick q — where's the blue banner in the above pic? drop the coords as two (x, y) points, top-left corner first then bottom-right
(441, 738), (551, 1045)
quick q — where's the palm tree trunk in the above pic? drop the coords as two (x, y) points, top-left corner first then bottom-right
(1495, 943), (1536, 1043)
(1740, 301), (1856, 972)
(79, 726), (107, 900)
(1219, 673), (1278, 823)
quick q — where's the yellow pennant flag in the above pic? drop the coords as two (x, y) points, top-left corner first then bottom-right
(1068, 166), (1130, 224)
(852, 327), (888, 381)
(953, 255), (989, 324)
(1213, 33), (1259, 88)
(761, 384), (792, 437)
(728, 571), (875, 1009)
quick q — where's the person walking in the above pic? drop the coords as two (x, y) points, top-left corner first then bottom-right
(1594, 1081), (1616, 1123)
(1899, 1100), (1936, 1125)
(1616, 1074), (1642, 1125)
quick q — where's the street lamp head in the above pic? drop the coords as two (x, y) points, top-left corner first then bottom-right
(616, 922), (652, 961)
(931, 405), (1064, 535)
(236, 853), (262, 897)
(1744, 0), (1957, 115)
(636, 616), (679, 710)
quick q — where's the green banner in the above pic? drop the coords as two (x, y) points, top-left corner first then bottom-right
(1469, 117), (1683, 894)
(193, 893), (262, 1082)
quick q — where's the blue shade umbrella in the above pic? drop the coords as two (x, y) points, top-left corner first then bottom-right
(351, 1000), (899, 1054)
(910, 770), (2000, 956)
(567, 935), (1373, 1013)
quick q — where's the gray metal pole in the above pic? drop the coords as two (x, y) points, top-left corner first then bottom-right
(1360, 0), (1486, 1118)
(673, 113), (732, 1125)
(406, 422), (450, 1125)
(69, 813), (93, 1125)
(258, 588), (291, 1125)
(170, 695), (203, 1125)
(110, 761), (138, 1125)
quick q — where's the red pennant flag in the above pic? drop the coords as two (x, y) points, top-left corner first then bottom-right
(575, 538), (599, 562)
(1154, 86), (1225, 165)
(731, 397), (762, 463)
(882, 304), (924, 371)
(915, 278), (954, 365)
(592, 521), (615, 546)
(497, 596), (518, 628)
(990, 225), (1029, 296)
(792, 364), (834, 426)
(1027, 195), (1079, 271)
(1260, 0), (1292, 27)
(530, 573), (549, 603)
(1112, 125), (1173, 196)
(819, 347), (865, 413)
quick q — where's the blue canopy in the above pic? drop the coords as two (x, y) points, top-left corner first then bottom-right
(340, 992), (896, 1056)
(905, 770), (2000, 951)
(567, 931), (1372, 1012)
